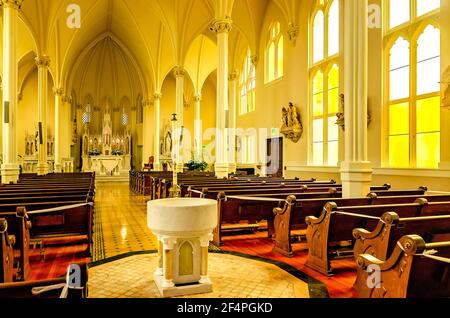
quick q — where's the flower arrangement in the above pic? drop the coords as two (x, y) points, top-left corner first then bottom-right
(89, 148), (101, 156)
(112, 149), (124, 156)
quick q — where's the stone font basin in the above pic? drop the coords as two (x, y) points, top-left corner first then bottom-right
(147, 198), (217, 236)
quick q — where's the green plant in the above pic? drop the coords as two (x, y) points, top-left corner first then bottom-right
(89, 148), (101, 156)
(186, 160), (208, 171)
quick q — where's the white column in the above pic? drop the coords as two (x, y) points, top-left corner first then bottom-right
(53, 87), (63, 172)
(193, 94), (202, 161)
(153, 93), (162, 171)
(228, 71), (238, 173)
(173, 67), (185, 172)
(340, 0), (373, 198)
(213, 18), (233, 178)
(142, 98), (153, 171)
(35, 55), (51, 176)
(1, 0), (22, 184)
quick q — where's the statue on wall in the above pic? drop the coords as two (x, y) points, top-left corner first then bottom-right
(72, 119), (78, 144)
(281, 102), (303, 143)
(160, 121), (173, 157)
(336, 94), (372, 131)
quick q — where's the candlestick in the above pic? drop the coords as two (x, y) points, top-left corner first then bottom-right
(170, 113), (180, 198)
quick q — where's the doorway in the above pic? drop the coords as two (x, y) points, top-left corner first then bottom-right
(266, 137), (283, 177)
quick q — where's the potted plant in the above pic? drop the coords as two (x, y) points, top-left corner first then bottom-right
(112, 149), (124, 156)
(89, 148), (101, 156)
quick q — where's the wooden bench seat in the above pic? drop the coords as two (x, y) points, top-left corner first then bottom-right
(0, 219), (15, 283)
(305, 199), (450, 275)
(0, 208), (31, 282)
(0, 262), (88, 298)
(353, 212), (450, 262)
(355, 235), (450, 298)
(272, 193), (450, 258)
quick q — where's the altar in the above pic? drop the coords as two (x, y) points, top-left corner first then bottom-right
(81, 105), (131, 176)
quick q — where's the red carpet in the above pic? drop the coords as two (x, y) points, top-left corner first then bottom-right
(220, 231), (358, 298)
(26, 231), (358, 298)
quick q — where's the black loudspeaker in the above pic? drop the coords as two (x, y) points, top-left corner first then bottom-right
(4, 102), (9, 124)
(225, 110), (229, 128)
(38, 122), (43, 145)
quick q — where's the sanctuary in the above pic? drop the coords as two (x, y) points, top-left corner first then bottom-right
(81, 103), (131, 176)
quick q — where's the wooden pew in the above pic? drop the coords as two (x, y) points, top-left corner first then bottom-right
(0, 189), (95, 198)
(0, 195), (92, 204)
(272, 192), (447, 258)
(191, 186), (423, 200)
(0, 219), (15, 283)
(0, 262), (89, 298)
(353, 211), (450, 262)
(26, 203), (94, 257)
(355, 235), (450, 298)
(0, 207), (32, 281)
(210, 188), (429, 246)
(304, 199), (450, 275)
(212, 189), (341, 246)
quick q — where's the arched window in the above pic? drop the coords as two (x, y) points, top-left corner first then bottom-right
(82, 104), (91, 124)
(239, 49), (256, 115)
(266, 21), (284, 83)
(386, 0), (440, 169)
(122, 109), (129, 126)
(310, 0), (340, 166)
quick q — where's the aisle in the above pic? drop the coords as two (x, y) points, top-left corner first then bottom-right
(93, 182), (158, 261)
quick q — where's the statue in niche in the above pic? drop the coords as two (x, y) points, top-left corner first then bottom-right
(281, 102), (303, 143)
(442, 67), (450, 109)
(160, 121), (173, 157)
(72, 120), (78, 144)
(336, 94), (372, 131)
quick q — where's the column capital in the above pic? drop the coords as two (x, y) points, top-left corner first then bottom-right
(200, 234), (213, 247)
(228, 71), (238, 82)
(53, 87), (64, 96)
(288, 23), (300, 46)
(161, 237), (177, 250)
(0, 0), (23, 10)
(35, 55), (51, 68)
(212, 17), (233, 34)
(193, 94), (202, 102)
(153, 92), (162, 101)
(173, 66), (186, 78)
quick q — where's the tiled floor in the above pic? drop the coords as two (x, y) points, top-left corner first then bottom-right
(90, 182), (312, 298)
(94, 183), (158, 260)
(89, 253), (310, 298)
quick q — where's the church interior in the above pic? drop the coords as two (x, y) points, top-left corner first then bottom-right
(0, 0), (450, 301)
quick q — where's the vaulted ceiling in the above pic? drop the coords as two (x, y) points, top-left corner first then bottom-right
(1, 0), (304, 103)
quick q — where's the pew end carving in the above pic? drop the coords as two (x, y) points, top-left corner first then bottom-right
(272, 195), (297, 257)
(305, 202), (337, 276)
(0, 219), (15, 283)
